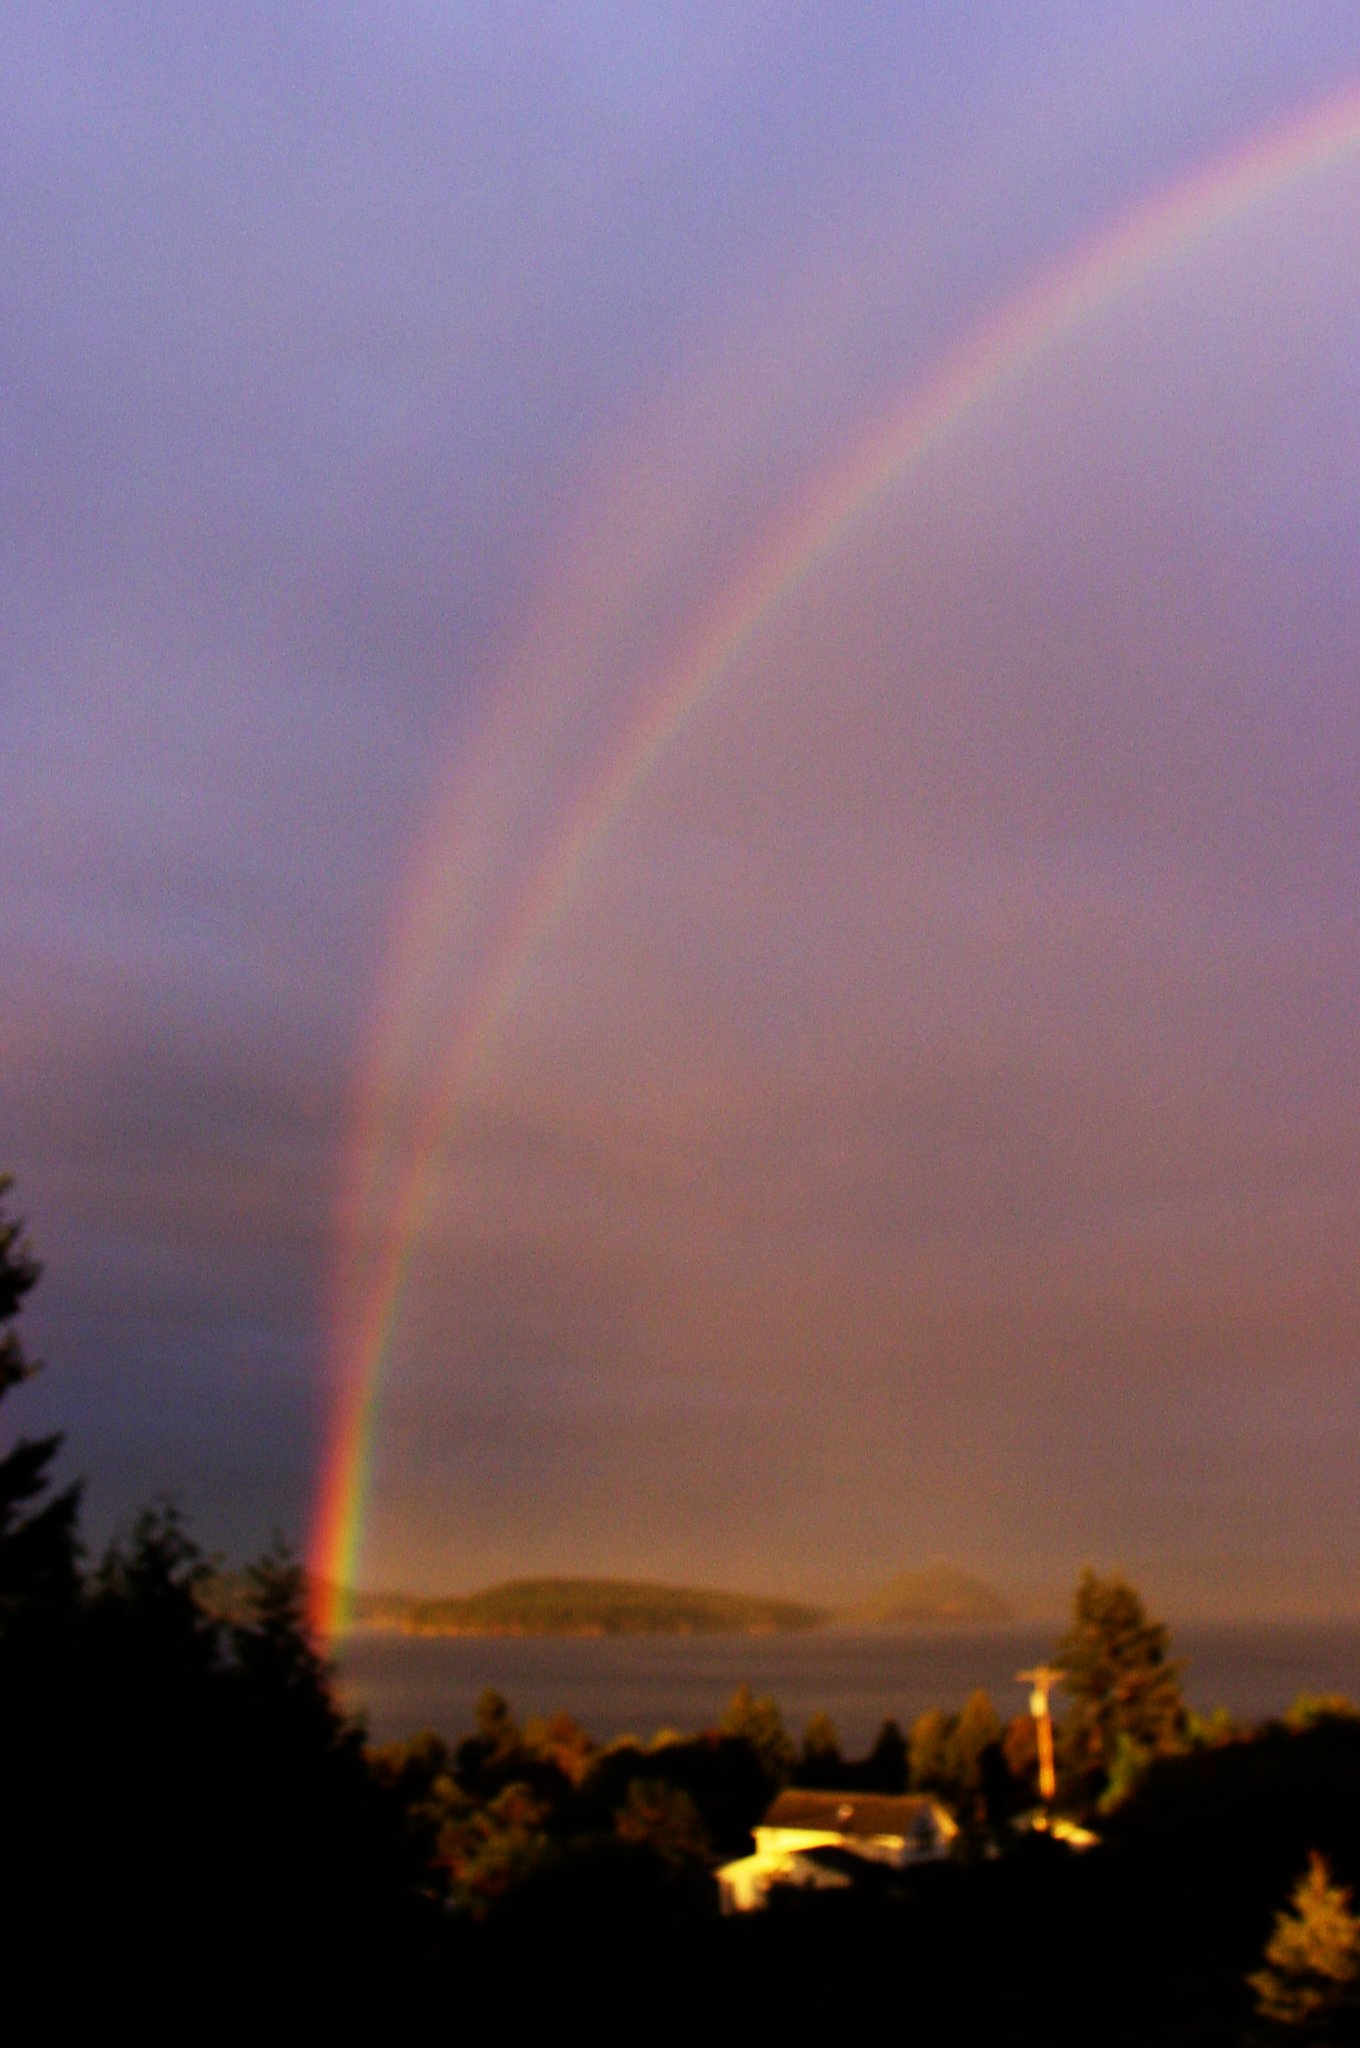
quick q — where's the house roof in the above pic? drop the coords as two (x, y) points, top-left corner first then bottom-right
(759, 1791), (947, 1841)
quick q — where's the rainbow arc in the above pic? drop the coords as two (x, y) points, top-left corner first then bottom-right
(309, 80), (1360, 1640)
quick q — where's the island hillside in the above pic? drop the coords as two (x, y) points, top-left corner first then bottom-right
(204, 1564), (1012, 1634)
(841, 1564), (1011, 1628)
(393, 1577), (827, 1636)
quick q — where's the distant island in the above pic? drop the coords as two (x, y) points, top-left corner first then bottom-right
(205, 1565), (1011, 1636)
(841, 1565), (1012, 1629)
(345, 1577), (828, 1637)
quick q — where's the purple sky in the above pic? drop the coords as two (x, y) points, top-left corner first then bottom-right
(5, 4), (1360, 1616)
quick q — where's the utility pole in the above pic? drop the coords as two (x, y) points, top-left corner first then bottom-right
(1017, 1664), (1064, 1807)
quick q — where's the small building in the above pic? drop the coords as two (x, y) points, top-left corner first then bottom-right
(716, 1790), (957, 1913)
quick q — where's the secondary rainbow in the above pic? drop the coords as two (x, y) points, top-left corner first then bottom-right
(309, 80), (1360, 1639)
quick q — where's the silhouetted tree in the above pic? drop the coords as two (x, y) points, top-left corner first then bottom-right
(0, 1179), (443, 2018)
(796, 1709), (845, 1785)
(910, 1707), (954, 1794)
(561, 1732), (770, 1858)
(1, 1178), (94, 1968)
(0, 1176), (79, 1634)
(456, 1687), (525, 1794)
(521, 1709), (594, 1785)
(1002, 1710), (1040, 1802)
(371, 1726), (461, 1853)
(1249, 1853), (1360, 2037)
(721, 1681), (796, 1790)
(954, 1691), (1002, 1793)
(1186, 1704), (1243, 1750)
(614, 1777), (712, 1869)
(1287, 1697), (1360, 1734)
(904, 1695), (1009, 1820)
(454, 1689), (591, 1806)
(947, 1688), (1008, 1831)
(860, 1715), (909, 1792)
(441, 1780), (552, 1914)
(1055, 1569), (1185, 1802)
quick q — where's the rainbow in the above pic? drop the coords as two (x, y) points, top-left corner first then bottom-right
(308, 79), (1360, 1639)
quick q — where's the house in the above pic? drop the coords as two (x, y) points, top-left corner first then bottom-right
(715, 1789), (957, 1913)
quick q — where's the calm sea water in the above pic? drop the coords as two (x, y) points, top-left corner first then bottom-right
(334, 1622), (1360, 1751)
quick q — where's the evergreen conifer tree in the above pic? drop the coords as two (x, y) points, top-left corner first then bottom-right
(951, 1688), (1004, 1824)
(863, 1715), (909, 1792)
(1055, 1569), (1185, 1799)
(953, 1689), (1002, 1789)
(1249, 1852), (1360, 2036)
(0, 1175), (79, 1633)
(797, 1710), (845, 1786)
(909, 1707), (954, 1793)
(720, 1681), (796, 1788)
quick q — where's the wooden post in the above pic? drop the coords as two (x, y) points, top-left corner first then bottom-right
(1017, 1664), (1065, 1807)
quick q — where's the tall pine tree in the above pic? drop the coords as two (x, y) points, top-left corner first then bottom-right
(1250, 1852), (1360, 2036)
(1054, 1569), (1185, 1802)
(0, 1175), (79, 1636)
